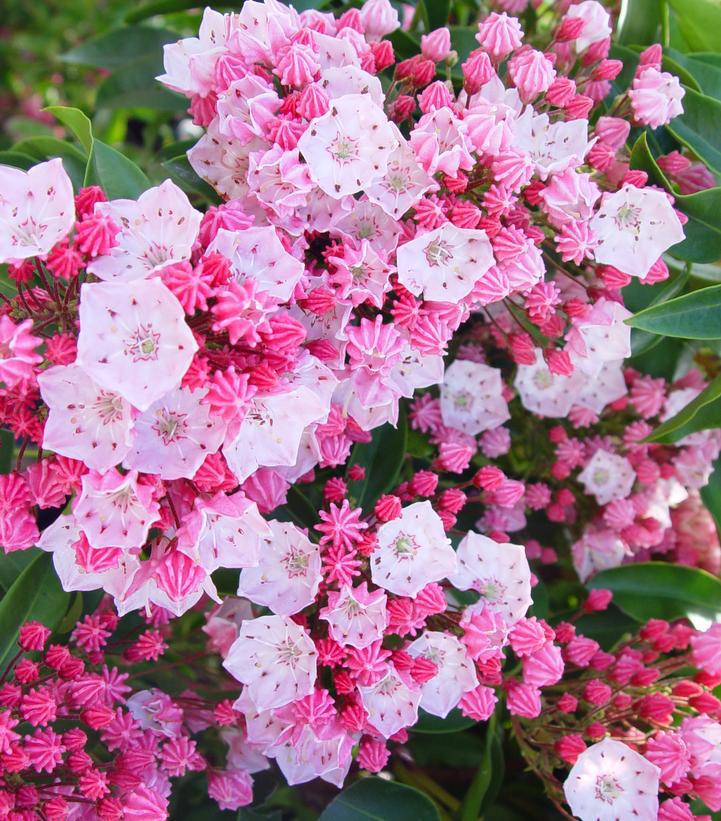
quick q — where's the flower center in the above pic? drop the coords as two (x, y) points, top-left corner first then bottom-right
(595, 774), (624, 804)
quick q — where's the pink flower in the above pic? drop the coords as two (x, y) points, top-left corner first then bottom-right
(475, 12), (523, 61)
(407, 632), (478, 717)
(237, 520), (321, 616)
(630, 67), (685, 129)
(357, 668), (421, 739)
(564, 739), (659, 821)
(320, 582), (387, 649)
(645, 731), (690, 786)
(691, 623), (721, 676)
(76, 279), (198, 412)
(371, 501), (457, 597)
(224, 615), (317, 711)
(0, 317), (42, 388)
(421, 28), (451, 62)
(0, 158), (74, 262)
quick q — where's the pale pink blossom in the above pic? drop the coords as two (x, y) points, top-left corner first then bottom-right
(406, 632), (479, 717)
(440, 360), (509, 435)
(357, 668), (421, 738)
(224, 615), (318, 711)
(87, 180), (202, 282)
(0, 158), (74, 262)
(371, 501), (457, 597)
(449, 532), (532, 626)
(237, 520), (321, 616)
(578, 450), (635, 506)
(76, 279), (198, 412)
(563, 739), (660, 821)
(630, 67), (685, 128)
(320, 582), (387, 648)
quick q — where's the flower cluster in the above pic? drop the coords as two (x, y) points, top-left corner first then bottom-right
(513, 605), (721, 820)
(0, 613), (212, 818)
(1, 0), (720, 816)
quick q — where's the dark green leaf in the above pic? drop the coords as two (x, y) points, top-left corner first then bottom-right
(645, 373), (721, 443)
(162, 155), (222, 202)
(460, 714), (504, 821)
(275, 486), (318, 532)
(347, 408), (407, 512)
(44, 106), (93, 153)
(412, 709), (476, 734)
(388, 30), (421, 60)
(449, 26), (479, 65)
(701, 459), (721, 543)
(624, 263), (690, 356)
(627, 283), (721, 338)
(426, 0), (450, 31)
(575, 606), (640, 650)
(11, 137), (88, 189)
(665, 0), (721, 52)
(589, 562), (721, 629)
(97, 56), (187, 111)
(0, 430), (14, 475)
(616, 0), (660, 46)
(0, 547), (40, 592)
(0, 151), (36, 170)
(85, 140), (150, 199)
(319, 777), (440, 821)
(61, 26), (181, 69)
(667, 86), (721, 176)
(665, 49), (721, 100)
(0, 553), (70, 671)
(126, 0), (237, 24)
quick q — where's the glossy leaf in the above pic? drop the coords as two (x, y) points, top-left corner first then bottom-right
(44, 106), (93, 153)
(460, 714), (504, 821)
(627, 284), (721, 338)
(275, 486), (318, 532)
(616, 0), (660, 46)
(60, 26), (181, 70)
(347, 408), (407, 512)
(319, 777), (440, 821)
(701, 459), (721, 544)
(162, 155), (222, 202)
(666, 86), (721, 176)
(0, 151), (36, 170)
(96, 57), (187, 111)
(645, 374), (721, 443)
(126, 0), (237, 23)
(624, 264), (690, 356)
(426, 0), (450, 31)
(412, 709), (477, 734)
(0, 547), (39, 592)
(11, 137), (88, 189)
(589, 562), (721, 629)
(85, 139), (150, 199)
(665, 49), (721, 100)
(0, 553), (70, 671)
(666, 0), (721, 52)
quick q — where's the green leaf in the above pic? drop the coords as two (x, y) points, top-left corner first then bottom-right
(0, 430), (14, 475)
(460, 714), (504, 821)
(666, 86), (721, 176)
(665, 49), (721, 100)
(426, 0), (450, 31)
(412, 709), (477, 734)
(275, 486), (318, 532)
(449, 26), (479, 65)
(388, 30), (421, 60)
(625, 264), (690, 355)
(646, 373), (721, 443)
(589, 562), (721, 629)
(666, 0), (721, 52)
(11, 137), (88, 190)
(575, 606), (640, 650)
(85, 140), (150, 199)
(616, 0), (660, 46)
(347, 408), (407, 512)
(61, 26), (181, 70)
(0, 547), (40, 592)
(627, 283), (721, 338)
(0, 553), (70, 671)
(126, 0), (237, 24)
(319, 777), (440, 821)
(96, 56), (187, 111)
(630, 131), (721, 263)
(701, 459), (721, 542)
(162, 155), (222, 202)
(0, 151), (36, 170)
(44, 106), (93, 153)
